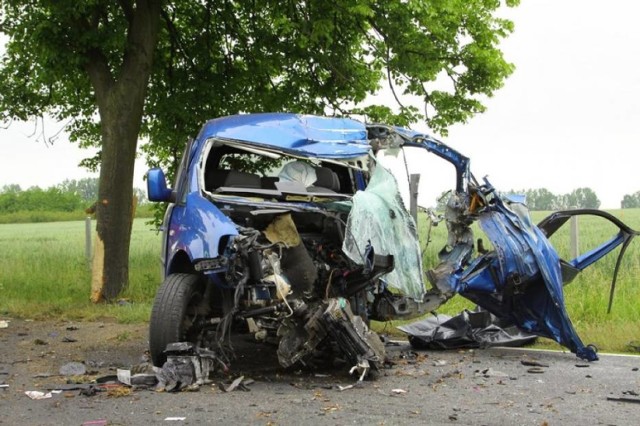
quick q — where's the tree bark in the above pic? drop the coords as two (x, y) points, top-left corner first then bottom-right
(88, 0), (162, 301)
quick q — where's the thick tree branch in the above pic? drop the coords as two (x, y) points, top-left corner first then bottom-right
(118, 0), (135, 22)
(385, 46), (405, 110)
(84, 48), (116, 107)
(421, 82), (431, 121)
(160, 6), (196, 70)
(120, 0), (162, 89)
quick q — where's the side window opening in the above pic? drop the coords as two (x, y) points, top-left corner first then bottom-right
(377, 146), (456, 210)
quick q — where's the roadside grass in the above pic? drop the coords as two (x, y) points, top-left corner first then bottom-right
(1, 208), (639, 353)
(0, 218), (161, 323)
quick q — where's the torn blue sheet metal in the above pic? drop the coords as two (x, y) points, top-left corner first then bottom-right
(441, 182), (638, 361)
(458, 192), (598, 360)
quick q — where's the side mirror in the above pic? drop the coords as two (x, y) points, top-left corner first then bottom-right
(147, 168), (175, 202)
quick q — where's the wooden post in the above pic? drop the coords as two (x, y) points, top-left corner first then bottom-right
(570, 206), (579, 259)
(85, 216), (92, 266)
(409, 174), (420, 224)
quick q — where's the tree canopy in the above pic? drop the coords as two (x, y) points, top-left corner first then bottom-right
(621, 191), (640, 209)
(0, 0), (520, 299)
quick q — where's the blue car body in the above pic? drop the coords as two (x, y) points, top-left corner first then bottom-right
(147, 113), (637, 371)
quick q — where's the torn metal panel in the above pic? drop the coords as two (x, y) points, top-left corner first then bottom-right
(456, 191), (597, 360)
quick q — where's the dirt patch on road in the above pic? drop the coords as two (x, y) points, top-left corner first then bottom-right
(0, 318), (148, 391)
(0, 317), (313, 393)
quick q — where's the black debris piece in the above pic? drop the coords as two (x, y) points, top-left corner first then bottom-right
(607, 396), (640, 404)
(45, 383), (95, 391)
(398, 309), (537, 350)
(95, 375), (119, 384)
(521, 360), (549, 368)
(80, 386), (98, 397)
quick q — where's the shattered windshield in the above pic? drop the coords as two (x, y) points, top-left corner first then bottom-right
(343, 162), (425, 300)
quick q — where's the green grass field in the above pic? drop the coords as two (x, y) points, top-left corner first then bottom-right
(0, 209), (638, 353)
(0, 218), (161, 322)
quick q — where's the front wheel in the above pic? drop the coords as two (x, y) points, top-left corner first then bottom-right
(149, 273), (207, 366)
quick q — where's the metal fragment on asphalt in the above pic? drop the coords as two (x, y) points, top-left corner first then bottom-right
(224, 376), (244, 392)
(477, 368), (509, 378)
(60, 362), (87, 376)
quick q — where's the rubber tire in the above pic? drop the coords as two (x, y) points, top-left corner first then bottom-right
(149, 273), (204, 367)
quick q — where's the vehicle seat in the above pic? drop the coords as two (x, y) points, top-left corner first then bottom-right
(206, 169), (262, 190)
(308, 167), (340, 193)
(261, 176), (279, 189)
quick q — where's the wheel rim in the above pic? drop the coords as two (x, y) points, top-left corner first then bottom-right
(181, 290), (204, 343)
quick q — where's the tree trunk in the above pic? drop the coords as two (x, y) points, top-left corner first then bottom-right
(88, 0), (161, 302)
(91, 107), (140, 301)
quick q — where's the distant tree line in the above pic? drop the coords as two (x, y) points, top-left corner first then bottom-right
(435, 187), (601, 211)
(621, 191), (640, 208)
(0, 178), (147, 213)
(504, 187), (601, 210)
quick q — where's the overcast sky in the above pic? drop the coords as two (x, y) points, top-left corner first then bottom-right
(1, 0), (638, 208)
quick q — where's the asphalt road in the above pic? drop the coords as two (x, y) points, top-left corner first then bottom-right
(1, 322), (639, 425)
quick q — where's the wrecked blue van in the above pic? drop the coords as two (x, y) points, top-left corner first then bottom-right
(147, 113), (637, 377)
